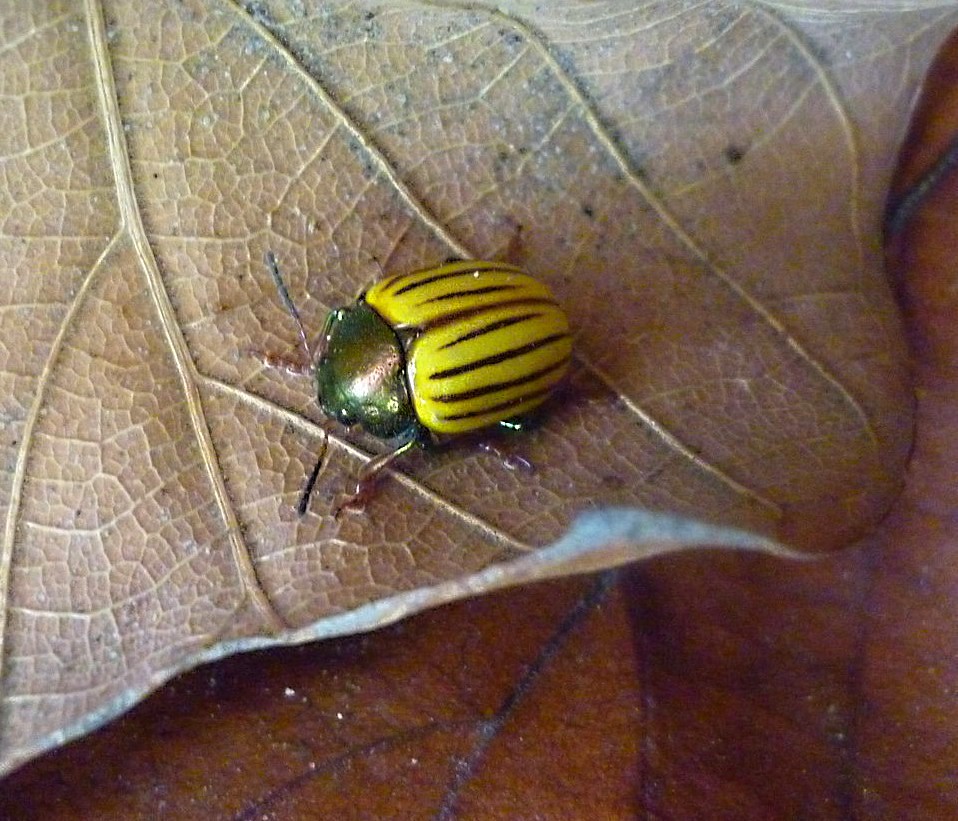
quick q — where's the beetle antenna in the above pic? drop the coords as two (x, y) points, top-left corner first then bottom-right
(265, 251), (313, 364)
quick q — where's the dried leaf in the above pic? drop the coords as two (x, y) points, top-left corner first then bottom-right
(0, 0), (949, 776)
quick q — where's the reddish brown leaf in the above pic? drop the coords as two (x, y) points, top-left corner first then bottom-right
(0, 0), (952, 793)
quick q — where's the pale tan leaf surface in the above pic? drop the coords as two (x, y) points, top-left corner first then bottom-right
(0, 0), (946, 778)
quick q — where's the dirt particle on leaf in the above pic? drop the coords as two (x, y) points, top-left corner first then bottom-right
(724, 143), (747, 164)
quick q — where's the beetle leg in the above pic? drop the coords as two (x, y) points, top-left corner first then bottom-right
(247, 348), (314, 378)
(497, 403), (556, 434)
(335, 439), (416, 518)
(296, 425), (331, 516)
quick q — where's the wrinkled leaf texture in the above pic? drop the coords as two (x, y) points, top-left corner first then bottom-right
(0, 0), (949, 777)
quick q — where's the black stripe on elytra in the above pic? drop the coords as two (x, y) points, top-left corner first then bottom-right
(431, 358), (569, 403)
(385, 298), (559, 334)
(392, 266), (505, 296)
(374, 272), (406, 292)
(413, 297), (559, 332)
(438, 312), (542, 350)
(384, 261), (510, 295)
(438, 386), (554, 422)
(375, 266), (441, 294)
(421, 284), (519, 304)
(429, 332), (569, 380)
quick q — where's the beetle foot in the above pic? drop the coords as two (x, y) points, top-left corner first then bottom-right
(333, 479), (378, 519)
(334, 439), (417, 519)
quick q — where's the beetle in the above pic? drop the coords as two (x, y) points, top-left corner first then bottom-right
(262, 251), (572, 514)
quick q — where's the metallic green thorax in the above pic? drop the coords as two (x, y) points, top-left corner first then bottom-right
(315, 301), (419, 441)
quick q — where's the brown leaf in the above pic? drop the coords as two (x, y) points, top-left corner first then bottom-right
(0, 0), (946, 779)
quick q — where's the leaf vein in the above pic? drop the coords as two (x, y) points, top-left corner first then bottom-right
(203, 374), (533, 555)
(492, 3), (880, 462)
(0, 232), (121, 695)
(225, 0), (472, 259)
(85, 0), (286, 633)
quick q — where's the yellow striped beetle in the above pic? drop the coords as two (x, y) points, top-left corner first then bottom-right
(264, 253), (572, 514)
